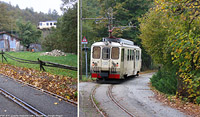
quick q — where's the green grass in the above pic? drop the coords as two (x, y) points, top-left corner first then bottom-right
(80, 75), (96, 82)
(1, 52), (77, 78)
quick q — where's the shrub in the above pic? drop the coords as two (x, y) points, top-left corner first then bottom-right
(150, 67), (177, 95)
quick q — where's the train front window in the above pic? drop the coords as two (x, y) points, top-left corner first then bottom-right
(102, 47), (110, 60)
(111, 47), (119, 59)
(93, 46), (101, 59)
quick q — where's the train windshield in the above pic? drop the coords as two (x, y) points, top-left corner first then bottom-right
(102, 47), (110, 60)
(111, 47), (119, 59)
(93, 46), (101, 59)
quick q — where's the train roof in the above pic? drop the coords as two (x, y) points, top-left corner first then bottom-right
(92, 41), (141, 49)
(102, 37), (134, 45)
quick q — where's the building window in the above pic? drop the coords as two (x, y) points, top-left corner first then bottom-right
(111, 47), (119, 59)
(93, 46), (101, 59)
(102, 47), (110, 60)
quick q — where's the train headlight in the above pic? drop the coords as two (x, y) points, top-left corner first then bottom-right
(112, 62), (119, 67)
(116, 63), (119, 67)
(92, 62), (97, 66)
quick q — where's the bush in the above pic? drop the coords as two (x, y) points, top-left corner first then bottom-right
(150, 67), (177, 95)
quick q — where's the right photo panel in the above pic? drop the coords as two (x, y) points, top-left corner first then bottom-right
(79, 0), (200, 117)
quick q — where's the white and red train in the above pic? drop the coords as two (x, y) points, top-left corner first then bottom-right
(90, 37), (142, 80)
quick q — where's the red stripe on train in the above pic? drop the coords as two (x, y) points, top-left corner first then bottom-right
(108, 74), (120, 79)
(91, 73), (101, 78)
(91, 73), (120, 79)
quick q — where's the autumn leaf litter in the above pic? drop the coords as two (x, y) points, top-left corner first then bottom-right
(0, 63), (77, 102)
(150, 84), (200, 117)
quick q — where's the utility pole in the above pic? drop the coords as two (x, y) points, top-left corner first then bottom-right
(79, 2), (135, 79)
(80, 0), (83, 80)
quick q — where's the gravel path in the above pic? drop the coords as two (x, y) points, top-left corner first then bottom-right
(79, 73), (189, 117)
(79, 82), (102, 117)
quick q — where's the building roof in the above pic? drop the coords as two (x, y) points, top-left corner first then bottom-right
(0, 31), (22, 41)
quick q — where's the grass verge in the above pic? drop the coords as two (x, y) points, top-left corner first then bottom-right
(2, 52), (77, 78)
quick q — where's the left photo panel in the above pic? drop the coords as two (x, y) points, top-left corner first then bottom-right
(0, 0), (77, 116)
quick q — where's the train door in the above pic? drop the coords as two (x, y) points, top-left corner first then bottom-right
(120, 48), (124, 76)
(135, 50), (140, 74)
(101, 47), (110, 77)
(132, 50), (135, 74)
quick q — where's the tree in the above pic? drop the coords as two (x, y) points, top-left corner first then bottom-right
(42, 3), (77, 54)
(82, 0), (154, 70)
(16, 20), (41, 47)
(0, 3), (13, 31)
(140, 0), (200, 104)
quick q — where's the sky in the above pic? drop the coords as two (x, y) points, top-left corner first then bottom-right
(0, 0), (63, 15)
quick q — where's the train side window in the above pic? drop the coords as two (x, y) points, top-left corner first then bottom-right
(127, 49), (129, 61)
(111, 47), (119, 59)
(93, 46), (101, 59)
(132, 50), (135, 60)
(102, 47), (110, 60)
(46, 23), (49, 26)
(50, 23), (52, 26)
(130, 50), (132, 60)
(136, 50), (139, 60)
(121, 49), (124, 62)
(132, 50), (134, 60)
(54, 23), (57, 25)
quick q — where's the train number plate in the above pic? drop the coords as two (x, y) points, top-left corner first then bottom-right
(102, 62), (108, 66)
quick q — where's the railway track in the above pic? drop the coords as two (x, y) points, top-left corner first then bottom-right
(91, 85), (107, 117)
(1, 74), (77, 106)
(107, 85), (135, 117)
(91, 84), (135, 117)
(0, 87), (46, 116)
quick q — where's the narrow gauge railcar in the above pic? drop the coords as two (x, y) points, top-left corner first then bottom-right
(38, 21), (57, 29)
(90, 37), (142, 80)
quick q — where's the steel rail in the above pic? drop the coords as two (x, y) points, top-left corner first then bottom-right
(90, 85), (107, 117)
(0, 87), (46, 116)
(107, 85), (135, 117)
(1, 74), (77, 106)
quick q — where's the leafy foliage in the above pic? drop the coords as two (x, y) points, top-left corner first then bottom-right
(0, 3), (14, 32)
(0, 1), (59, 26)
(151, 67), (177, 95)
(140, 0), (200, 104)
(42, 3), (77, 54)
(81, 0), (154, 73)
(16, 20), (42, 47)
